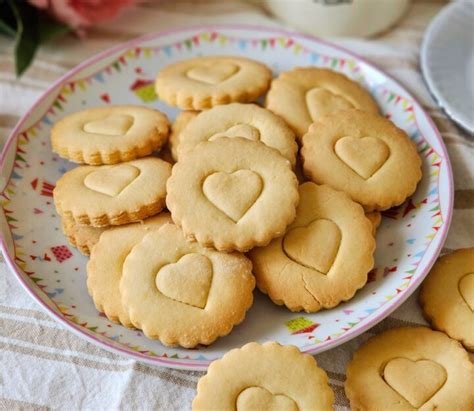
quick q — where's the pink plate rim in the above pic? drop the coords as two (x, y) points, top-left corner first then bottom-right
(0, 24), (453, 370)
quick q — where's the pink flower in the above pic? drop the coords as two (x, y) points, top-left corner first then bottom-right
(28, 0), (136, 29)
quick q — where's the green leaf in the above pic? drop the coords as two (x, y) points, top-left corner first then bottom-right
(0, 0), (17, 37)
(8, 0), (40, 77)
(38, 13), (70, 45)
(0, 18), (16, 37)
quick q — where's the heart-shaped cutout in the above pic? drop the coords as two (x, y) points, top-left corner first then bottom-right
(156, 253), (213, 309)
(236, 387), (298, 411)
(83, 114), (134, 136)
(203, 170), (263, 222)
(459, 273), (474, 311)
(208, 124), (260, 142)
(187, 63), (239, 85)
(306, 87), (354, 121)
(383, 358), (447, 408)
(283, 219), (341, 273)
(335, 136), (390, 179)
(84, 164), (140, 197)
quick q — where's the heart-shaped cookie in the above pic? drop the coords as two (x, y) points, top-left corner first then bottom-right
(83, 114), (134, 136)
(187, 63), (239, 85)
(383, 358), (447, 408)
(203, 170), (263, 222)
(306, 87), (354, 121)
(209, 124), (260, 142)
(156, 253), (213, 309)
(283, 219), (341, 273)
(335, 136), (390, 179)
(84, 164), (140, 197)
(236, 387), (298, 411)
(459, 273), (474, 311)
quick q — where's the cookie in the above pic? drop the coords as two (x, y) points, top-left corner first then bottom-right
(120, 223), (255, 347)
(345, 327), (474, 410)
(419, 248), (474, 350)
(166, 137), (299, 252)
(301, 109), (422, 211)
(366, 211), (382, 235)
(193, 342), (334, 411)
(61, 217), (107, 256)
(177, 103), (298, 166)
(168, 111), (199, 161)
(51, 105), (169, 165)
(87, 213), (171, 327)
(249, 182), (374, 312)
(266, 67), (379, 139)
(54, 157), (171, 227)
(155, 56), (272, 110)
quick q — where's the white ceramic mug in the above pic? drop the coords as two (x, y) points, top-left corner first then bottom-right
(264, 0), (411, 37)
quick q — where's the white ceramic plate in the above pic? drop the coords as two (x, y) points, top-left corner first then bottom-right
(421, 0), (474, 134)
(1, 25), (453, 370)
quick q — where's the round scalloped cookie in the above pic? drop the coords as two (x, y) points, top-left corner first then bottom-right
(345, 327), (474, 410)
(87, 213), (171, 327)
(249, 182), (375, 312)
(419, 248), (474, 350)
(155, 56), (272, 110)
(54, 157), (171, 227)
(176, 103), (297, 166)
(265, 67), (379, 139)
(193, 342), (334, 410)
(51, 105), (169, 165)
(166, 137), (299, 252)
(301, 109), (422, 211)
(120, 223), (255, 347)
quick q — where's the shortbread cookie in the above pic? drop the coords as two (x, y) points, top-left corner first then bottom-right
(168, 111), (198, 161)
(420, 248), (474, 350)
(120, 223), (255, 347)
(87, 213), (171, 327)
(345, 327), (474, 410)
(54, 157), (171, 227)
(61, 217), (107, 256)
(177, 103), (298, 166)
(266, 67), (379, 138)
(249, 183), (374, 312)
(166, 137), (299, 252)
(155, 56), (272, 110)
(366, 211), (382, 235)
(51, 105), (169, 165)
(301, 109), (422, 211)
(193, 342), (334, 411)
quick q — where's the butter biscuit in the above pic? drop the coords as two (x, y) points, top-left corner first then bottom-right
(166, 137), (299, 252)
(54, 157), (171, 227)
(266, 67), (378, 139)
(301, 109), (422, 211)
(120, 223), (255, 347)
(51, 105), (169, 165)
(420, 248), (474, 350)
(177, 103), (297, 166)
(345, 327), (474, 410)
(249, 182), (375, 312)
(156, 56), (272, 110)
(193, 342), (334, 411)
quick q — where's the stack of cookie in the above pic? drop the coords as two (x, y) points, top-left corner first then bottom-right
(52, 55), (422, 349)
(50, 55), (474, 410)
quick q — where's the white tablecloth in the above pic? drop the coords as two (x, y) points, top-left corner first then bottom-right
(1, 1), (472, 409)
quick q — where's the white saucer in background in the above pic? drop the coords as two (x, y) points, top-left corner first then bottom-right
(421, 0), (474, 134)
